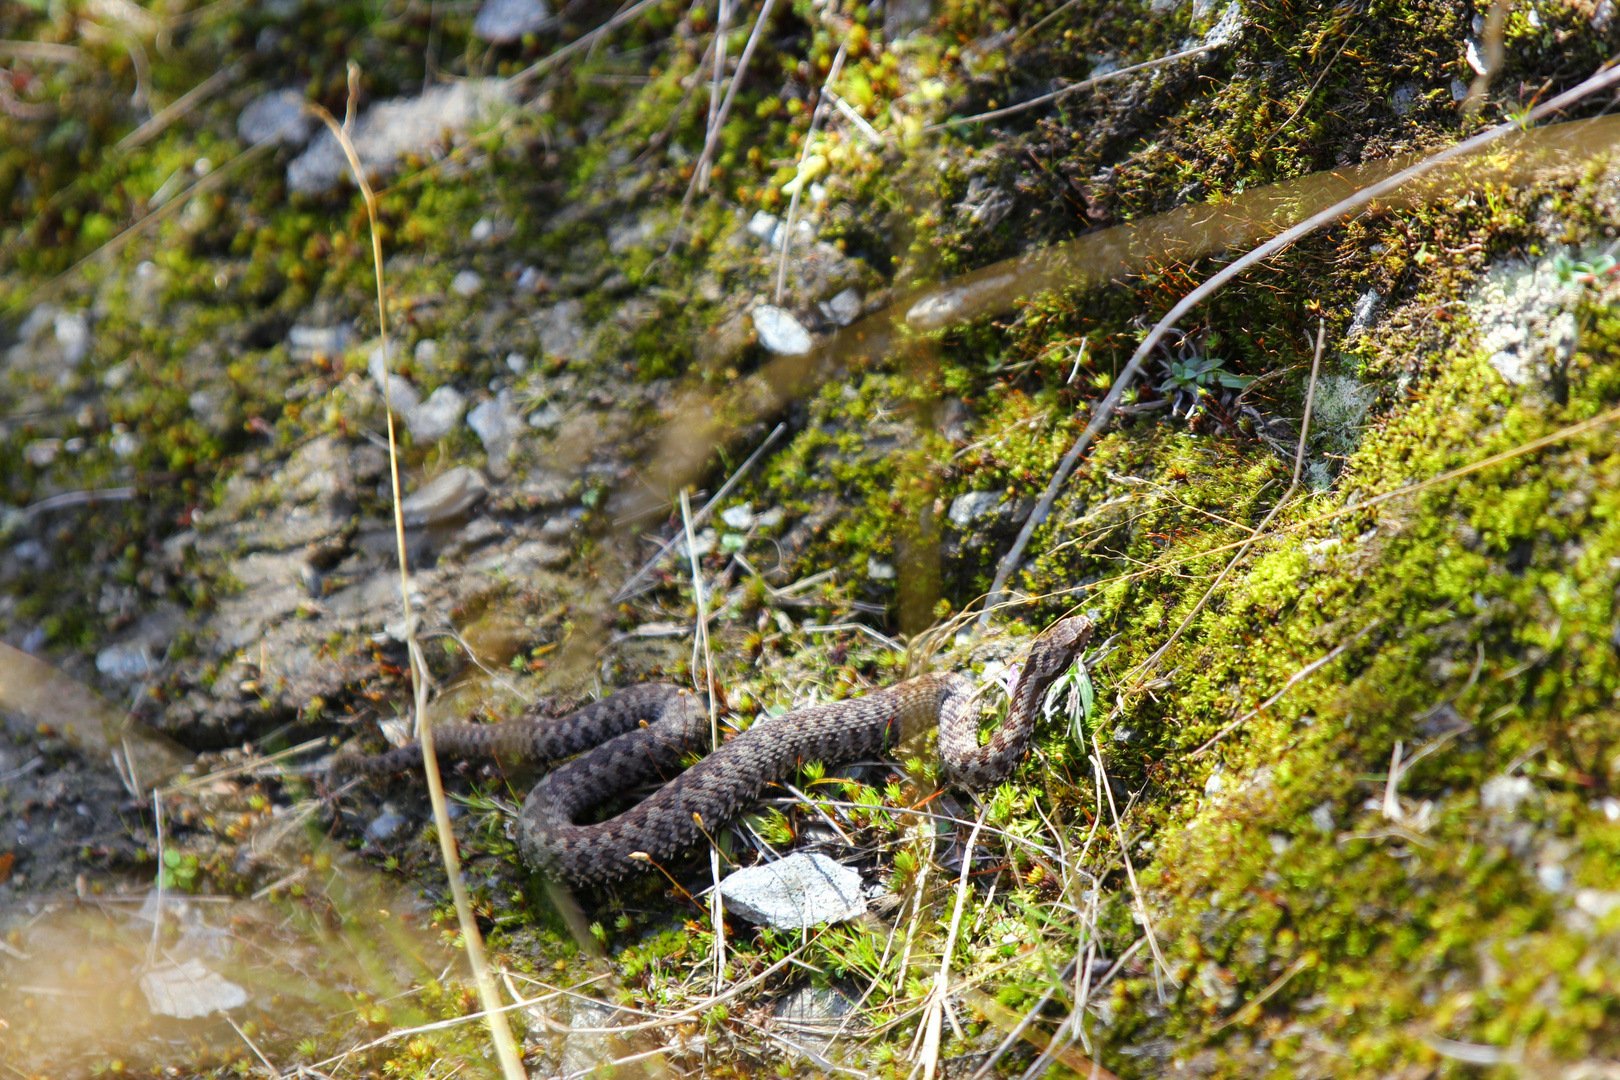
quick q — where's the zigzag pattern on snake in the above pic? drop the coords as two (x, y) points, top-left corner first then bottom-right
(334, 616), (1093, 884)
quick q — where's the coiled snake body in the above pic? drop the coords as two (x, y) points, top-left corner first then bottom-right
(338, 616), (1092, 884)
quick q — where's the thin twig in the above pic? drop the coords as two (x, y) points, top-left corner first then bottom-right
(775, 40), (848, 303)
(667, 0), (780, 252)
(681, 489), (726, 996)
(1091, 734), (1174, 1000)
(307, 67), (525, 1080)
(978, 59), (1620, 629)
(509, 0), (667, 86)
(1189, 618), (1383, 756)
(917, 804), (988, 1080)
(922, 43), (1217, 134)
(613, 422), (785, 601)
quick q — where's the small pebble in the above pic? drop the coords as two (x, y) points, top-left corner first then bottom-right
(451, 270), (484, 297)
(471, 218), (495, 242)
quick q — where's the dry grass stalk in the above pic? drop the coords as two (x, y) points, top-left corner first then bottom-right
(679, 488), (727, 995)
(307, 65), (526, 1080)
(774, 39), (849, 303)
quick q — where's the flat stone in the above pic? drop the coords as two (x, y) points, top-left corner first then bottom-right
(820, 287), (863, 327)
(752, 305), (814, 355)
(559, 1000), (618, 1077)
(399, 467), (489, 527)
(139, 959), (248, 1019)
(96, 641), (157, 682)
(719, 852), (866, 929)
(287, 80), (513, 195)
(473, 0), (552, 42)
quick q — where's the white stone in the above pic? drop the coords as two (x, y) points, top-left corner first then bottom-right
(751, 305), (814, 355)
(413, 338), (440, 363)
(504, 351), (528, 373)
(719, 852), (866, 929)
(948, 489), (1004, 527)
(1481, 774), (1535, 814)
(96, 641), (156, 681)
(110, 431), (141, 459)
(24, 439), (60, 467)
(407, 385), (467, 442)
(720, 503), (754, 529)
(820, 287), (863, 327)
(867, 558), (895, 580)
(451, 269), (483, 297)
(237, 89), (313, 147)
(467, 391), (524, 470)
(287, 80), (513, 195)
(470, 217), (494, 242)
(139, 959), (248, 1019)
(747, 210), (781, 242)
(473, 0), (552, 42)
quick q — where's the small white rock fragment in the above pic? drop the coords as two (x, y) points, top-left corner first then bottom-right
(289, 322), (354, 357)
(467, 391), (524, 467)
(720, 503), (755, 529)
(505, 351), (528, 373)
(473, 0), (552, 42)
(470, 217), (495, 242)
(719, 852), (866, 929)
(867, 558), (896, 580)
(139, 959), (248, 1019)
(413, 338), (440, 363)
(451, 270), (484, 297)
(96, 641), (155, 681)
(1481, 774), (1535, 814)
(53, 310), (91, 365)
(25, 440), (61, 467)
(408, 385), (467, 443)
(237, 89), (314, 147)
(820, 287), (863, 327)
(948, 490), (1004, 527)
(751, 305), (814, 355)
(110, 431), (141, 459)
(747, 211), (781, 243)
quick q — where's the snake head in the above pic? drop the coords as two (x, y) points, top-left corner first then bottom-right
(1041, 615), (1095, 665)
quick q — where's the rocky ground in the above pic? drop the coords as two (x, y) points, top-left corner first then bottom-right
(5, 0), (1620, 1077)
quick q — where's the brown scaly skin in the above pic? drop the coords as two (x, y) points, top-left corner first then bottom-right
(335, 616), (1093, 884)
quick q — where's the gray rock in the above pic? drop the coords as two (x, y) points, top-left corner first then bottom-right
(473, 0), (552, 42)
(948, 490), (1005, 527)
(773, 984), (857, 1059)
(23, 440), (60, 467)
(538, 298), (587, 360)
(287, 80), (513, 195)
(506, 539), (570, 572)
(96, 641), (157, 682)
(719, 852), (866, 928)
(408, 385), (467, 443)
(5, 304), (91, 376)
(450, 269), (483, 297)
(720, 503), (754, 529)
(413, 338), (440, 363)
(368, 343), (421, 415)
(559, 1000), (618, 1077)
(467, 392), (524, 473)
(110, 431), (141, 459)
(469, 217), (494, 243)
(237, 89), (313, 147)
(366, 807), (409, 841)
(1482, 774), (1536, 815)
(752, 305), (814, 355)
(139, 959), (248, 1019)
(867, 558), (895, 580)
(820, 287), (863, 327)
(288, 322), (354, 358)
(399, 467), (489, 527)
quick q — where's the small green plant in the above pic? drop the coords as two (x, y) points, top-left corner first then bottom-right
(1158, 353), (1253, 394)
(1552, 250), (1618, 286)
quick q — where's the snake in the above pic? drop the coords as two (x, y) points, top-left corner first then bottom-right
(335, 616), (1093, 884)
